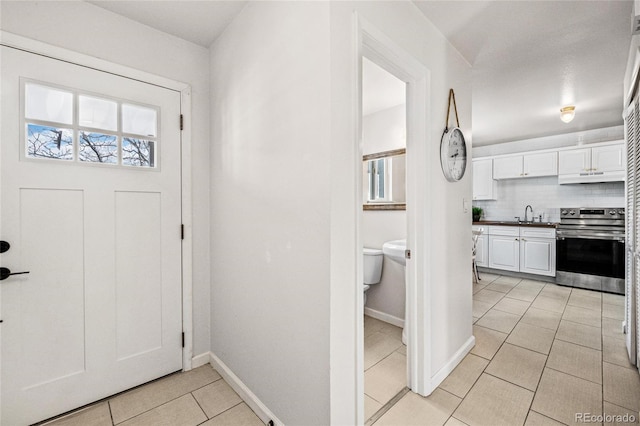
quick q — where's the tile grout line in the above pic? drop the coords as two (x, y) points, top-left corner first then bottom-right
(190, 389), (210, 420)
(195, 401), (245, 426)
(108, 400), (115, 426)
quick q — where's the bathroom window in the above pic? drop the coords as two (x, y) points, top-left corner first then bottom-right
(367, 157), (393, 202)
(22, 80), (159, 169)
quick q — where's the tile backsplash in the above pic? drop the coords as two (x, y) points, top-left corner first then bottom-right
(473, 176), (624, 223)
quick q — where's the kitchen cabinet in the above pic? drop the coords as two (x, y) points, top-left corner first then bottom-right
(487, 226), (520, 272)
(493, 156), (523, 179)
(472, 225), (489, 267)
(519, 228), (556, 276)
(592, 144), (626, 172)
(558, 142), (625, 184)
(493, 152), (557, 179)
(472, 159), (497, 200)
(524, 152), (558, 177)
(485, 226), (556, 276)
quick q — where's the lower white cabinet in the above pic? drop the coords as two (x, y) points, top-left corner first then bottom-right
(486, 226), (519, 272)
(472, 225), (489, 267)
(519, 227), (556, 276)
(484, 226), (556, 276)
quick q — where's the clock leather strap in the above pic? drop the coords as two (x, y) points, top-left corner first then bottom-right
(445, 88), (461, 131)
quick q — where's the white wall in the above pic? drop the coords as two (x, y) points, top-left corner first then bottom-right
(474, 178), (624, 223)
(0, 2), (212, 357)
(363, 104), (405, 155)
(362, 105), (406, 320)
(330, 2), (472, 422)
(209, 3), (331, 425)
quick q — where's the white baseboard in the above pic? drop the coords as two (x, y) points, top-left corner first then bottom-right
(191, 352), (211, 369)
(364, 307), (404, 328)
(428, 335), (475, 392)
(209, 352), (283, 426)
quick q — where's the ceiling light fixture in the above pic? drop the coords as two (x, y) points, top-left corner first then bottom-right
(560, 106), (575, 123)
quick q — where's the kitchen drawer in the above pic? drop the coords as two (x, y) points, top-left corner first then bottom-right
(488, 226), (519, 237)
(520, 227), (556, 239)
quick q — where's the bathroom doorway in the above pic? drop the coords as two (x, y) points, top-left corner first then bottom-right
(355, 20), (431, 424)
(360, 56), (409, 423)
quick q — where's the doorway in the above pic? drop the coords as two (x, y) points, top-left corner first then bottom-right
(360, 56), (408, 422)
(0, 46), (184, 425)
(353, 18), (432, 424)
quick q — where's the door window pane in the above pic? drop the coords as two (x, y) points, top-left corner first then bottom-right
(26, 124), (73, 160)
(25, 83), (73, 124)
(79, 132), (118, 164)
(123, 138), (155, 167)
(79, 95), (117, 131)
(122, 104), (157, 137)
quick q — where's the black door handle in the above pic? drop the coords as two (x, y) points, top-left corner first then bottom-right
(0, 241), (9, 254)
(0, 267), (29, 281)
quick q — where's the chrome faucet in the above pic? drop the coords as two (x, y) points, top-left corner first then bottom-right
(524, 205), (533, 223)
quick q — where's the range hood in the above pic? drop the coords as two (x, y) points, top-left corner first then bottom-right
(558, 170), (625, 184)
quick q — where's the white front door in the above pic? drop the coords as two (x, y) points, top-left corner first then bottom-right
(0, 46), (183, 425)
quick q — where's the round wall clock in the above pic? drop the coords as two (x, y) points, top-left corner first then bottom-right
(440, 89), (467, 182)
(440, 126), (467, 182)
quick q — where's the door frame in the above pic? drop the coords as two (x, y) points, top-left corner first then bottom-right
(0, 31), (194, 370)
(352, 15), (432, 423)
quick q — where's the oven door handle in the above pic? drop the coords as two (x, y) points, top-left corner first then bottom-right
(556, 234), (625, 243)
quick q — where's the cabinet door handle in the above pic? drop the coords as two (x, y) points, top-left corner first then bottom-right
(515, 238), (519, 241)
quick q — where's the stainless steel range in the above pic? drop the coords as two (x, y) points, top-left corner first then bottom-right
(556, 207), (625, 294)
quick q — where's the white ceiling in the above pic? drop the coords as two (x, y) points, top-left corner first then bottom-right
(88, 1), (247, 47)
(87, 0), (634, 146)
(414, 0), (633, 146)
(362, 57), (406, 116)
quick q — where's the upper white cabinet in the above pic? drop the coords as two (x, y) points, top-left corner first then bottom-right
(493, 156), (523, 179)
(592, 144), (626, 172)
(523, 152), (558, 177)
(493, 152), (557, 179)
(473, 159), (497, 200)
(558, 148), (590, 174)
(558, 142), (625, 184)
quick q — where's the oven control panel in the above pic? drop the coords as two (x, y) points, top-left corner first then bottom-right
(560, 208), (624, 220)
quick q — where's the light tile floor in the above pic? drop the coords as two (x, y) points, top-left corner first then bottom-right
(364, 315), (408, 421)
(41, 274), (640, 426)
(41, 365), (263, 426)
(372, 273), (640, 426)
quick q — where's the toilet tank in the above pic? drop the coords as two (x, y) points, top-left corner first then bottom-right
(363, 248), (383, 284)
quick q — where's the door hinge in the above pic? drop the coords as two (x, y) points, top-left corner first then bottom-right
(182, 332), (185, 348)
(180, 114), (184, 131)
(181, 224), (184, 240)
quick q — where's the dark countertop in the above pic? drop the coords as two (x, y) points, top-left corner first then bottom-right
(473, 220), (558, 228)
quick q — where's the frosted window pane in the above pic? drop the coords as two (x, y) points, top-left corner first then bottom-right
(26, 124), (73, 160)
(79, 96), (117, 131)
(123, 138), (155, 167)
(122, 104), (157, 137)
(25, 83), (73, 125)
(79, 132), (118, 164)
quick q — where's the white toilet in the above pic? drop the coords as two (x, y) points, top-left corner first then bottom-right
(363, 248), (383, 306)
